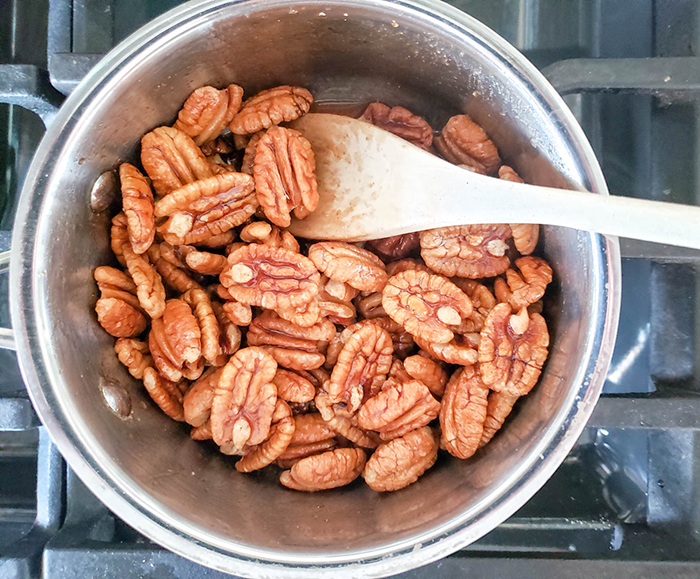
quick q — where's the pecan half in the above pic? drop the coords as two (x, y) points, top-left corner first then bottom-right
(289, 413), (336, 444)
(211, 301), (242, 357)
(354, 291), (386, 319)
(111, 213), (129, 266)
(309, 242), (388, 293)
(185, 250), (228, 275)
(141, 126), (213, 196)
(440, 366), (489, 459)
(276, 439), (337, 469)
(360, 102), (433, 149)
(230, 85), (313, 135)
(182, 288), (219, 364)
(241, 131), (264, 175)
(389, 358), (411, 382)
(450, 278), (496, 332)
(162, 298), (202, 364)
(122, 242), (166, 318)
(273, 369), (316, 403)
(96, 297), (147, 338)
(363, 426), (437, 492)
(221, 300), (252, 326)
(318, 291), (356, 325)
(254, 126), (318, 228)
(420, 225), (512, 279)
(114, 338), (152, 379)
(240, 221), (300, 252)
(479, 391), (519, 447)
(236, 399), (296, 472)
(382, 270), (472, 344)
(499, 165), (539, 255)
(403, 355), (448, 398)
(174, 84), (243, 146)
(366, 233), (421, 263)
(119, 163), (155, 255)
(495, 256), (553, 311)
(278, 298), (322, 328)
(478, 304), (549, 396)
(191, 422), (212, 440)
(94, 266), (141, 311)
(210, 347), (278, 452)
(148, 244), (203, 294)
(195, 230), (236, 248)
(321, 276), (359, 302)
(317, 411), (380, 449)
(385, 259), (432, 277)
(279, 448), (365, 492)
(221, 244), (320, 310)
(183, 367), (222, 427)
(142, 367), (185, 421)
(331, 318), (415, 365)
(414, 333), (478, 365)
(434, 114), (500, 174)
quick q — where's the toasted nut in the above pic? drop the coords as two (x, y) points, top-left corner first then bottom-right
(241, 131), (265, 175)
(183, 367), (222, 427)
(230, 85), (313, 134)
(94, 266), (137, 293)
(360, 102), (433, 149)
(499, 165), (539, 255)
(434, 114), (500, 174)
(185, 250), (228, 275)
(174, 84), (243, 145)
(279, 448), (365, 492)
(114, 338), (152, 380)
(119, 163), (155, 255)
(403, 355), (448, 398)
(366, 232), (421, 262)
(148, 244), (203, 294)
(309, 242), (388, 292)
(111, 213), (129, 266)
(122, 242), (166, 318)
(96, 297), (147, 338)
(182, 288), (219, 364)
(236, 399), (296, 472)
(479, 391), (520, 447)
(222, 300), (252, 327)
(273, 369), (316, 403)
(497, 256), (553, 311)
(142, 367), (185, 421)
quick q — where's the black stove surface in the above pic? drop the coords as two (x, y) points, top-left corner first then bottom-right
(3, 0), (700, 577)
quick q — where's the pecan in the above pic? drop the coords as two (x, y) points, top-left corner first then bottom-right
(273, 369), (316, 403)
(331, 318), (415, 365)
(191, 422), (212, 440)
(279, 448), (365, 492)
(363, 427), (437, 492)
(122, 242), (166, 318)
(111, 213), (129, 266)
(185, 250), (228, 275)
(276, 440), (337, 469)
(495, 256), (553, 311)
(221, 244), (320, 310)
(183, 367), (222, 427)
(157, 242), (191, 269)
(354, 291), (386, 319)
(321, 322), (393, 418)
(317, 411), (380, 449)
(155, 172), (257, 245)
(96, 297), (147, 338)
(318, 293), (356, 325)
(141, 126), (213, 196)
(276, 413), (336, 467)
(360, 102), (433, 149)
(201, 136), (234, 157)
(182, 288), (219, 364)
(357, 379), (440, 441)
(434, 114), (500, 174)
(236, 399), (296, 472)
(182, 358), (204, 381)
(119, 163), (155, 255)
(195, 230), (236, 248)
(148, 244), (203, 293)
(499, 165), (539, 255)
(309, 242), (388, 292)
(439, 366), (489, 459)
(382, 270), (472, 344)
(221, 300), (252, 326)
(246, 310), (335, 371)
(278, 298), (322, 328)
(478, 304), (549, 396)
(211, 301), (242, 357)
(114, 338), (152, 379)
(321, 276), (359, 302)
(389, 358), (411, 382)
(230, 85), (313, 135)
(210, 347), (278, 452)
(142, 367), (185, 421)
(385, 259), (431, 277)
(94, 266), (141, 311)
(174, 84), (243, 146)
(254, 126), (318, 227)
(414, 333), (478, 365)
(241, 131), (264, 175)
(163, 298), (202, 364)
(450, 278), (496, 332)
(479, 391), (519, 447)
(420, 225), (512, 279)
(149, 318), (184, 382)
(366, 233), (421, 263)
(240, 221), (299, 252)
(403, 355), (448, 398)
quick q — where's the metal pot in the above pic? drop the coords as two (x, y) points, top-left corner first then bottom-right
(7, 0), (620, 576)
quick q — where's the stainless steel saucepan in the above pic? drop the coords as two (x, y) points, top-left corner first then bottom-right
(3, 0), (620, 576)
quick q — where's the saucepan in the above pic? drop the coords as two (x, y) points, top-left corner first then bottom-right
(3, 0), (620, 576)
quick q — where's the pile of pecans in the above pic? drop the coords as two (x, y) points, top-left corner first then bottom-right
(95, 84), (553, 492)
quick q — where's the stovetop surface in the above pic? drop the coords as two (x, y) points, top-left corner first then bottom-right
(3, 1), (700, 577)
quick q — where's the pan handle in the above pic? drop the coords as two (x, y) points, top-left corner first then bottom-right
(0, 250), (16, 351)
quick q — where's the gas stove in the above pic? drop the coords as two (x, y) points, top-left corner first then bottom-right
(2, 0), (700, 577)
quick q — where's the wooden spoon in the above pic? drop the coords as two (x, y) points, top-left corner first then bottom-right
(288, 113), (700, 249)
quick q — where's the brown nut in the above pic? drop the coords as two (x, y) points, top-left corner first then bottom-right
(148, 244), (203, 294)
(210, 347), (278, 452)
(230, 85), (313, 135)
(478, 304), (550, 396)
(382, 270), (472, 344)
(365, 233), (421, 263)
(236, 399), (296, 472)
(496, 256), (553, 311)
(163, 298), (202, 365)
(111, 213), (129, 266)
(141, 126), (213, 196)
(278, 298), (322, 328)
(363, 426), (438, 492)
(318, 291), (357, 326)
(211, 301), (242, 357)
(222, 300), (252, 327)
(479, 391), (519, 447)
(357, 379), (440, 441)
(95, 297), (147, 338)
(309, 242), (388, 292)
(240, 221), (300, 252)
(440, 366), (489, 459)
(330, 318), (415, 366)
(321, 276), (359, 302)
(94, 266), (141, 311)
(142, 367), (185, 421)
(289, 413), (336, 444)
(434, 114), (500, 174)
(273, 369), (316, 403)
(450, 278), (496, 333)
(254, 126), (319, 228)
(420, 224), (512, 279)
(195, 230), (236, 248)
(241, 131), (264, 175)
(499, 165), (539, 255)
(185, 250), (228, 275)
(385, 259), (432, 277)
(201, 136), (234, 157)
(279, 447), (365, 492)
(414, 332), (478, 365)
(354, 291), (386, 319)
(403, 355), (448, 398)
(183, 367), (222, 427)
(119, 163), (155, 255)
(318, 411), (380, 449)
(191, 422), (212, 440)
(360, 102), (433, 150)
(389, 358), (411, 382)
(182, 288), (219, 364)
(114, 338), (152, 379)
(149, 318), (184, 382)
(276, 439), (337, 468)
(122, 242), (166, 318)
(174, 84), (243, 146)
(221, 244), (320, 310)
(322, 322), (393, 418)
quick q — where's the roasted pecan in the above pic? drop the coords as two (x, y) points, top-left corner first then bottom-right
(360, 102), (433, 150)
(309, 242), (388, 293)
(183, 367), (222, 427)
(210, 347), (278, 452)
(277, 412), (336, 466)
(111, 213), (129, 266)
(211, 301), (242, 357)
(149, 318), (183, 382)
(94, 266), (141, 311)
(420, 225), (512, 279)
(317, 410), (380, 449)
(318, 294), (356, 325)
(246, 310), (335, 371)
(155, 172), (257, 245)
(363, 426), (437, 492)
(182, 358), (205, 381)
(321, 276), (359, 302)
(182, 288), (219, 364)
(382, 270), (472, 344)
(434, 114), (500, 174)
(357, 378), (440, 441)
(114, 338), (152, 379)
(163, 298), (202, 364)
(96, 297), (147, 338)
(330, 318), (415, 366)
(321, 322), (393, 418)
(174, 84), (243, 146)
(450, 278), (496, 332)
(273, 369), (316, 403)
(240, 221), (300, 252)
(414, 332), (478, 365)
(479, 391), (519, 447)
(499, 165), (539, 255)
(354, 291), (386, 319)
(495, 256), (553, 311)
(119, 163), (155, 255)
(221, 244), (320, 310)
(190, 422), (212, 440)
(196, 230), (236, 249)
(241, 131), (264, 175)
(279, 447), (365, 492)
(276, 440), (337, 469)
(122, 242), (166, 318)
(440, 366), (489, 459)
(254, 126), (318, 227)
(478, 304), (549, 396)
(403, 355), (448, 398)
(236, 399), (296, 472)
(221, 300), (252, 326)
(142, 366), (185, 421)
(389, 358), (411, 382)
(230, 85), (313, 134)
(185, 250), (228, 275)
(147, 244), (203, 294)
(366, 232), (421, 263)
(141, 126), (213, 196)
(201, 136), (234, 157)
(385, 258), (432, 277)
(278, 298), (322, 328)
(157, 242), (192, 269)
